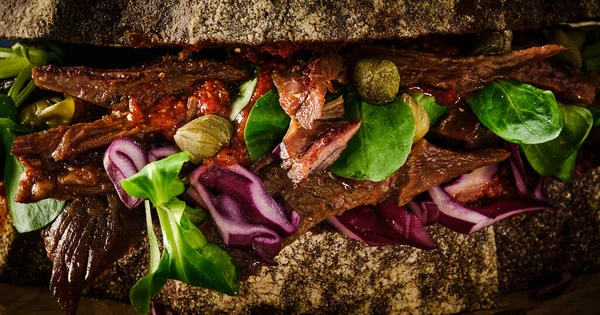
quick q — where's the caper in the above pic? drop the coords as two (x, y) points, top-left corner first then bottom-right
(400, 94), (429, 143)
(548, 29), (583, 68)
(174, 115), (233, 164)
(470, 30), (512, 55)
(353, 58), (400, 104)
(18, 95), (75, 130)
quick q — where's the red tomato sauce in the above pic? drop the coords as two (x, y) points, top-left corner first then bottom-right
(205, 67), (275, 167)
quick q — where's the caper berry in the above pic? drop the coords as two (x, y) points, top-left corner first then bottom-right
(353, 58), (400, 104)
(174, 115), (233, 164)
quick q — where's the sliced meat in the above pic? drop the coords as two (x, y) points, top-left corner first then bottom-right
(428, 103), (500, 149)
(259, 166), (400, 247)
(394, 139), (511, 206)
(280, 118), (361, 183)
(273, 53), (346, 129)
(262, 139), (510, 246)
(272, 68), (307, 117)
(12, 112), (147, 162)
(296, 53), (346, 128)
(14, 161), (115, 203)
(351, 45), (566, 102)
(507, 59), (596, 104)
(32, 59), (247, 109)
(321, 96), (345, 120)
(13, 78), (229, 165)
(42, 194), (144, 315)
(226, 139), (511, 275)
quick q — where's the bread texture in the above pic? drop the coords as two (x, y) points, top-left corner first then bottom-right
(1, 167), (599, 314)
(0, 0), (599, 47)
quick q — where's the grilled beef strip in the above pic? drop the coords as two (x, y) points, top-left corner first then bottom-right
(41, 193), (145, 315)
(15, 160), (115, 203)
(13, 74), (237, 203)
(351, 45), (566, 103)
(393, 139), (511, 206)
(507, 59), (596, 104)
(428, 103), (500, 149)
(280, 118), (362, 183)
(272, 53), (346, 129)
(32, 59), (247, 109)
(261, 139), (511, 247)
(12, 112), (147, 162)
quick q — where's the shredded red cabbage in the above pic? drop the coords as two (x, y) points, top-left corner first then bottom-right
(103, 138), (148, 209)
(533, 176), (549, 202)
(187, 185), (282, 265)
(428, 186), (553, 234)
(328, 201), (437, 250)
(189, 164), (298, 235)
(443, 164), (499, 203)
(506, 143), (530, 198)
(187, 163), (299, 263)
(406, 201), (439, 226)
(148, 146), (180, 163)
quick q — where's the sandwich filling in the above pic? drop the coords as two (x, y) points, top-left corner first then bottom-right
(1, 26), (599, 314)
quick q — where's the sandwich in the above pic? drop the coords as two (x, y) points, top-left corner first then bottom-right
(0, 1), (599, 314)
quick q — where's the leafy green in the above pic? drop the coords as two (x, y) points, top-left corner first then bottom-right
(0, 41), (60, 106)
(582, 41), (600, 72)
(244, 89), (290, 162)
(554, 151), (578, 182)
(0, 94), (17, 122)
(185, 205), (209, 226)
(329, 91), (415, 181)
(128, 201), (165, 315)
(467, 79), (563, 145)
(2, 127), (65, 232)
(590, 107), (600, 127)
(122, 152), (190, 206)
(123, 152), (239, 315)
(229, 77), (257, 120)
(521, 105), (593, 176)
(0, 118), (33, 133)
(411, 93), (448, 126)
(0, 43), (67, 233)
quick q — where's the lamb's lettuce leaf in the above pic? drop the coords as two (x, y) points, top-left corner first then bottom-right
(554, 151), (578, 182)
(123, 152), (239, 315)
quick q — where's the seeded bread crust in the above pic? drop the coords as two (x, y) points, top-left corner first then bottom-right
(0, 0), (599, 47)
(1, 167), (599, 314)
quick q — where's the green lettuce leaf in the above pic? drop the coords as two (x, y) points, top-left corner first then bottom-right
(467, 79), (563, 145)
(521, 105), (593, 176)
(122, 152), (190, 206)
(123, 152), (239, 315)
(244, 89), (290, 162)
(2, 127), (64, 232)
(329, 91), (415, 181)
(411, 93), (448, 126)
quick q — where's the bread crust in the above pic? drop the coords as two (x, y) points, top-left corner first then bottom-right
(0, 0), (598, 47)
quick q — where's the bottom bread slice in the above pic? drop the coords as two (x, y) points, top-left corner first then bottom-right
(1, 167), (599, 314)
